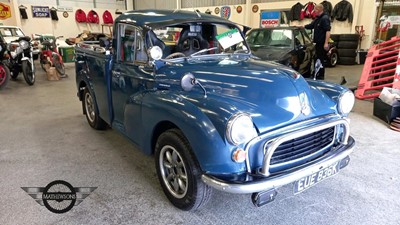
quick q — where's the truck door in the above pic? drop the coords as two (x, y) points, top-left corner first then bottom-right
(111, 23), (153, 143)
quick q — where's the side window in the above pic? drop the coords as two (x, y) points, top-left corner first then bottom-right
(118, 24), (136, 63)
(135, 31), (148, 62)
(302, 30), (312, 44)
(294, 30), (305, 46)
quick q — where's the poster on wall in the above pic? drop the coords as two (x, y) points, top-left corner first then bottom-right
(32, 6), (50, 18)
(260, 11), (280, 28)
(0, 2), (11, 20)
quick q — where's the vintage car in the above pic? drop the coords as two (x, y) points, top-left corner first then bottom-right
(246, 27), (338, 76)
(75, 10), (355, 211)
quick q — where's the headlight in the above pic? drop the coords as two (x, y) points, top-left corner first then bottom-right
(19, 40), (29, 50)
(338, 91), (355, 114)
(226, 113), (258, 145)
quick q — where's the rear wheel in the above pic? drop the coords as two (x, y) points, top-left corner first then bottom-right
(0, 64), (10, 89)
(155, 129), (212, 211)
(327, 50), (338, 67)
(83, 87), (107, 130)
(22, 60), (35, 85)
(53, 55), (65, 75)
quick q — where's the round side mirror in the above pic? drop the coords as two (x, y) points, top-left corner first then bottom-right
(148, 46), (163, 60)
(181, 73), (196, 91)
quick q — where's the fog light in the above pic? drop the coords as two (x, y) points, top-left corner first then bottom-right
(232, 149), (246, 163)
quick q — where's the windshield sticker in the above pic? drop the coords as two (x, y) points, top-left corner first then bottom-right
(216, 28), (243, 49)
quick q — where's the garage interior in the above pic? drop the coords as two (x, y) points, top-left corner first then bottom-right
(1, 0), (400, 225)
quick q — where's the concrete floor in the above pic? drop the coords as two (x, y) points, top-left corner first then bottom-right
(1, 62), (399, 225)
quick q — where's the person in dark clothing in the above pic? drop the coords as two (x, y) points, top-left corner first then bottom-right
(320, 1), (333, 17)
(303, 4), (331, 80)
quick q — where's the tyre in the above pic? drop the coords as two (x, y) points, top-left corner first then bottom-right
(338, 41), (358, 49)
(83, 87), (107, 130)
(330, 34), (340, 43)
(53, 55), (65, 75)
(0, 64), (10, 90)
(339, 34), (360, 42)
(155, 128), (212, 211)
(22, 60), (35, 85)
(326, 50), (338, 67)
(40, 54), (49, 72)
(339, 56), (356, 65)
(338, 49), (357, 57)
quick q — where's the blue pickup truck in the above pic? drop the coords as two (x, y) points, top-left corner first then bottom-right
(75, 10), (355, 211)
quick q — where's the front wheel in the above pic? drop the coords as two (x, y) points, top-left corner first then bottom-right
(0, 64), (10, 90)
(155, 129), (212, 211)
(22, 60), (35, 85)
(83, 87), (107, 130)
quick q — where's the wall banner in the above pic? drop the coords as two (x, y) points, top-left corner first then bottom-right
(32, 6), (50, 18)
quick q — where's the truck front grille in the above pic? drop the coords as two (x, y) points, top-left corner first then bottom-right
(269, 127), (335, 165)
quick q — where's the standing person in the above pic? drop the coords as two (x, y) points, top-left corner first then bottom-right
(304, 4), (331, 80)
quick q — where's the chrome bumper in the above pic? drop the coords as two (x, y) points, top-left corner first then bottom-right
(201, 136), (355, 194)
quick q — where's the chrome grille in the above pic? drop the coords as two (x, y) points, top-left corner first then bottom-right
(269, 127), (335, 165)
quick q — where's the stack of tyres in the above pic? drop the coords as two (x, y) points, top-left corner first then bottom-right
(337, 34), (359, 65)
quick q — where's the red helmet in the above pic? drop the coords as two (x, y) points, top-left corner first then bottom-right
(75, 9), (87, 23)
(102, 10), (113, 24)
(87, 10), (99, 24)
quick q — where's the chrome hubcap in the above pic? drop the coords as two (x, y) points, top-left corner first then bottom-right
(159, 145), (188, 198)
(331, 53), (338, 65)
(85, 92), (95, 123)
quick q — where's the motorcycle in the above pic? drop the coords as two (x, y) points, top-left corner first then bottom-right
(36, 34), (65, 76)
(0, 38), (11, 90)
(6, 36), (35, 85)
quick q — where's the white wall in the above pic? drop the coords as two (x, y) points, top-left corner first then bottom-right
(17, 0), (125, 10)
(17, 4), (124, 38)
(183, 0), (378, 49)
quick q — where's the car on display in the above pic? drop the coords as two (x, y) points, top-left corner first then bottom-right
(75, 10), (355, 211)
(246, 27), (338, 76)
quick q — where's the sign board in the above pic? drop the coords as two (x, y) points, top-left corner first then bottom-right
(57, 6), (73, 12)
(0, 2), (11, 20)
(260, 11), (280, 28)
(32, 6), (50, 18)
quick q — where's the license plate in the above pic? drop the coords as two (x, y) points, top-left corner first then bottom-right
(293, 161), (340, 194)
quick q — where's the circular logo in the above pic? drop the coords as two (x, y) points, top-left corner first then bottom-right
(252, 5), (259, 13)
(214, 7), (220, 15)
(42, 180), (76, 214)
(236, 6), (242, 14)
(63, 11), (69, 18)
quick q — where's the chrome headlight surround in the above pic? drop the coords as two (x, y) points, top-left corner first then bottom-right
(338, 91), (355, 114)
(226, 113), (258, 146)
(19, 40), (29, 50)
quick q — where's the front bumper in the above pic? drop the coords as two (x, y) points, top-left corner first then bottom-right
(202, 136), (355, 194)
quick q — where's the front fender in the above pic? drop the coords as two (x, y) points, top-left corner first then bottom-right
(141, 91), (245, 174)
(307, 79), (349, 104)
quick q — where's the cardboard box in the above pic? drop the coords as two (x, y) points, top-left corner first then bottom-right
(46, 67), (60, 81)
(373, 98), (400, 123)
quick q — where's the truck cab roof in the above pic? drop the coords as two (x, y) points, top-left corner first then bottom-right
(116, 9), (247, 30)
